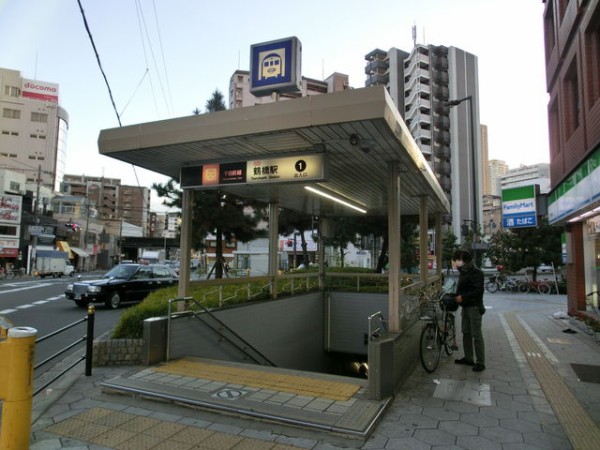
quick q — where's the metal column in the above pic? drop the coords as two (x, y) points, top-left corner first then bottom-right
(419, 196), (429, 283)
(268, 202), (279, 299)
(177, 189), (193, 305)
(387, 162), (401, 331)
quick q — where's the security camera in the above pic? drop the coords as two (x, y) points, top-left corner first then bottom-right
(349, 134), (360, 146)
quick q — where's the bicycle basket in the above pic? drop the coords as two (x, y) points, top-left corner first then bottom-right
(419, 300), (437, 318)
(441, 293), (459, 311)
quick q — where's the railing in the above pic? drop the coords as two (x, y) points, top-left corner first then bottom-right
(167, 297), (275, 367)
(368, 311), (387, 340)
(33, 305), (95, 396)
(187, 271), (433, 307)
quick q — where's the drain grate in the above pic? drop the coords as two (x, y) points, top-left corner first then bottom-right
(571, 364), (600, 384)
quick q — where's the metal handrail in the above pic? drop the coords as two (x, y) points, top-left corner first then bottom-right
(33, 305), (95, 396)
(167, 297), (276, 367)
(368, 311), (388, 340)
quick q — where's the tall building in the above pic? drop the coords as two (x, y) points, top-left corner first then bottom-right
(542, 0), (600, 314)
(500, 163), (551, 194)
(364, 44), (482, 241)
(0, 68), (68, 197)
(229, 71), (350, 109)
(487, 159), (509, 196)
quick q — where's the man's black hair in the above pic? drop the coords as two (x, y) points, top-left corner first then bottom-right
(452, 249), (473, 263)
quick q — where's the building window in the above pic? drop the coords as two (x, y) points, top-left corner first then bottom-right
(563, 59), (580, 137)
(585, 10), (600, 107)
(544, 1), (556, 60)
(31, 112), (48, 123)
(9, 181), (20, 191)
(2, 108), (21, 119)
(28, 155), (36, 160)
(0, 225), (18, 237)
(3, 86), (20, 97)
(549, 99), (560, 157)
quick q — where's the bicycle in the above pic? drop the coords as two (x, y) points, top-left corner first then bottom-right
(586, 291), (599, 317)
(419, 288), (459, 373)
(485, 273), (519, 293)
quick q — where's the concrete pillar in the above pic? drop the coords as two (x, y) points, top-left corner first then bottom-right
(435, 214), (443, 278)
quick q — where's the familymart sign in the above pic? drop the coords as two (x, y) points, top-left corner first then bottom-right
(502, 185), (537, 228)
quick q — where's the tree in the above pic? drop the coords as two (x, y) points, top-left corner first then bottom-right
(278, 209), (313, 267)
(205, 89), (226, 112)
(485, 219), (562, 280)
(153, 89), (268, 278)
(323, 217), (361, 268)
(442, 229), (460, 272)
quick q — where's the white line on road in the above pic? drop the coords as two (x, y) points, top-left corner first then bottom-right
(0, 309), (17, 314)
(33, 300), (49, 305)
(0, 283), (52, 294)
(16, 304), (35, 309)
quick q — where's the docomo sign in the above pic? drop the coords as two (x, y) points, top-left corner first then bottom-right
(22, 78), (59, 103)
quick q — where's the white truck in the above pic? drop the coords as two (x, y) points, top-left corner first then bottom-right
(35, 250), (75, 278)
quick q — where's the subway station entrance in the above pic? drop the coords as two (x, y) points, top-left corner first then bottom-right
(97, 87), (451, 430)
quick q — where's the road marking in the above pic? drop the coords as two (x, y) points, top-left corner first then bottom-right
(0, 283), (52, 295)
(33, 300), (49, 305)
(16, 304), (34, 309)
(0, 309), (17, 314)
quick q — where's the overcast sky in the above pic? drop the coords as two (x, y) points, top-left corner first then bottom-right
(1, 0), (548, 212)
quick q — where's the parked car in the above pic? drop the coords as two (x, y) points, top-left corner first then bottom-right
(65, 263), (178, 309)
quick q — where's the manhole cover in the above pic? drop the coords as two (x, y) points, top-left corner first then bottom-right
(212, 389), (247, 400)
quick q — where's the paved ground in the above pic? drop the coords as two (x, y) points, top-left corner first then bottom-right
(25, 291), (600, 449)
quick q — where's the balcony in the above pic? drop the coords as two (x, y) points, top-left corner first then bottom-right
(364, 59), (388, 74)
(434, 145), (451, 160)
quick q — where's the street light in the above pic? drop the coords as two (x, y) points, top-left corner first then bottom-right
(444, 95), (478, 248)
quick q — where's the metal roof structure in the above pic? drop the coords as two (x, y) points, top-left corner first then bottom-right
(98, 86), (449, 218)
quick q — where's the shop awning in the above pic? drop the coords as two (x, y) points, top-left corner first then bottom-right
(57, 241), (73, 259)
(70, 247), (89, 258)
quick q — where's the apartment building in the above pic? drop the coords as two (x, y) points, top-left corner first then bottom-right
(543, 0), (600, 313)
(228, 70), (350, 109)
(364, 44), (482, 240)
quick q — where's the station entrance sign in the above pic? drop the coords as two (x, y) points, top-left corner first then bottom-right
(180, 153), (326, 189)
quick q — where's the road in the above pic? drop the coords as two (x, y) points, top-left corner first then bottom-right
(0, 274), (124, 377)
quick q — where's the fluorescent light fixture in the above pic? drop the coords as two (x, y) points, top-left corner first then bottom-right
(304, 186), (367, 214)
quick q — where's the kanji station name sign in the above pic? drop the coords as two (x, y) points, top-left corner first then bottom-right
(180, 154), (326, 189)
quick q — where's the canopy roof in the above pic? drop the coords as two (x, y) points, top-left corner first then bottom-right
(98, 86), (449, 217)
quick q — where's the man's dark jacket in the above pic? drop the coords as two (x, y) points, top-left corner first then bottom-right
(456, 262), (485, 311)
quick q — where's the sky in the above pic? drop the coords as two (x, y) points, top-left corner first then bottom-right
(0, 0), (549, 212)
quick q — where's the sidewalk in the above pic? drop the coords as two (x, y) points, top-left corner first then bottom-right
(29, 292), (600, 449)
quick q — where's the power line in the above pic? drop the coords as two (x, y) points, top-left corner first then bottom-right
(76, 0), (122, 127)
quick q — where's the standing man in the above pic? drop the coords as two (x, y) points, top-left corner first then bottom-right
(452, 249), (486, 372)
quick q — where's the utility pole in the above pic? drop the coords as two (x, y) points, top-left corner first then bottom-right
(30, 165), (42, 275)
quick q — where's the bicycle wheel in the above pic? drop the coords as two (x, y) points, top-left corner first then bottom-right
(537, 282), (551, 294)
(443, 315), (457, 356)
(420, 323), (441, 373)
(485, 281), (499, 293)
(518, 281), (530, 293)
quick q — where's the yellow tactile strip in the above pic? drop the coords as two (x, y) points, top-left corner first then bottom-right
(45, 407), (302, 450)
(506, 313), (600, 450)
(154, 358), (361, 401)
